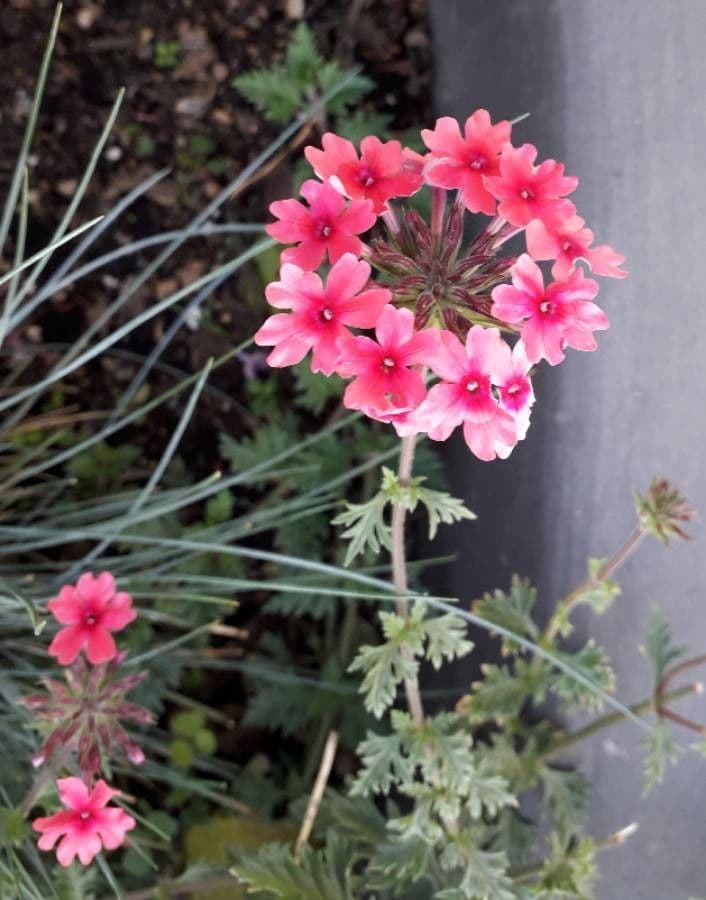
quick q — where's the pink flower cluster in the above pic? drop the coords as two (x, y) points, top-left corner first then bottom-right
(28, 573), (141, 866)
(255, 111), (625, 460)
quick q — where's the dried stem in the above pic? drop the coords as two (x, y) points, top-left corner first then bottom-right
(391, 434), (425, 727)
(294, 728), (339, 861)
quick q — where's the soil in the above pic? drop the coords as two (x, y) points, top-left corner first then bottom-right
(1, 0), (432, 463)
(0, 0), (433, 775)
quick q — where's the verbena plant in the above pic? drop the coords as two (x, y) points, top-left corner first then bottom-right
(0, 9), (701, 900)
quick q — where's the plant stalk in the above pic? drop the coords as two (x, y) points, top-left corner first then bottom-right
(294, 728), (339, 860)
(391, 434), (425, 727)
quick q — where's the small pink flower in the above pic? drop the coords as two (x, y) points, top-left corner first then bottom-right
(421, 110), (511, 215)
(33, 778), (135, 866)
(338, 305), (441, 421)
(254, 254), (391, 375)
(526, 215), (627, 280)
(48, 573), (136, 666)
(408, 327), (524, 461)
(266, 179), (375, 270)
(484, 143), (578, 228)
(491, 254), (609, 366)
(305, 134), (424, 214)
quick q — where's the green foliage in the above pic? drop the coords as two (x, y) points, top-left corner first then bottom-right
(233, 24), (373, 124)
(473, 576), (539, 655)
(349, 603), (472, 717)
(231, 834), (355, 899)
(334, 467), (475, 565)
(551, 641), (615, 712)
(293, 362), (344, 415)
(642, 607), (688, 684)
(67, 439), (140, 493)
(540, 767), (590, 840)
(642, 719), (683, 794)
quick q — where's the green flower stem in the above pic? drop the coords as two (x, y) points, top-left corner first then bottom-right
(543, 525), (646, 644)
(540, 682), (700, 763)
(391, 434), (426, 727)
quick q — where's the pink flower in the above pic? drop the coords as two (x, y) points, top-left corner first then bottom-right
(305, 134), (424, 214)
(338, 305), (441, 421)
(484, 143), (578, 228)
(254, 254), (391, 375)
(266, 179), (375, 270)
(491, 254), (608, 366)
(48, 573), (136, 666)
(526, 215), (627, 280)
(421, 110), (511, 215)
(34, 778), (135, 866)
(408, 327), (526, 461)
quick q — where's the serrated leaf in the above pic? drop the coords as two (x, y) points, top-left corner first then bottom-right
(414, 485), (476, 539)
(581, 557), (621, 614)
(350, 730), (415, 796)
(642, 607), (688, 684)
(540, 767), (589, 839)
(293, 362), (344, 414)
(422, 612), (474, 669)
(219, 419), (297, 472)
(464, 659), (547, 726)
(231, 834), (355, 900)
(642, 719), (682, 794)
(333, 493), (390, 566)
(233, 66), (303, 123)
(552, 641), (615, 712)
(438, 835), (515, 900)
(473, 576), (539, 655)
(286, 23), (323, 89)
(348, 634), (419, 718)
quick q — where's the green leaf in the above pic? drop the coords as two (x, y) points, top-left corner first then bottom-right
(582, 557), (621, 614)
(171, 709), (205, 738)
(333, 493), (390, 566)
(463, 659), (547, 726)
(233, 67), (303, 123)
(540, 767), (589, 839)
(219, 420), (296, 472)
(0, 806), (28, 846)
(642, 719), (682, 794)
(286, 23), (323, 89)
(350, 730), (414, 797)
(348, 618), (422, 718)
(293, 362), (344, 414)
(552, 641), (615, 712)
(438, 833), (515, 900)
(422, 611), (474, 669)
(414, 484), (476, 539)
(473, 576), (539, 655)
(642, 607), (688, 684)
(231, 834), (355, 900)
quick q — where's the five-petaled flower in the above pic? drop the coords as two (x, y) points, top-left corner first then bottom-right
(33, 778), (135, 866)
(266, 179), (376, 271)
(526, 214), (627, 280)
(491, 254), (609, 366)
(422, 110), (511, 215)
(254, 254), (391, 375)
(484, 143), (578, 228)
(405, 327), (531, 461)
(305, 134), (424, 214)
(338, 305), (441, 422)
(48, 572), (136, 666)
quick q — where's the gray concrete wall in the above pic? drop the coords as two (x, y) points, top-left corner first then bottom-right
(428, 2), (706, 897)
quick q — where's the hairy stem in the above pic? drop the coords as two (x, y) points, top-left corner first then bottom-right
(294, 728), (339, 860)
(391, 434), (425, 727)
(541, 682), (700, 762)
(544, 526), (646, 644)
